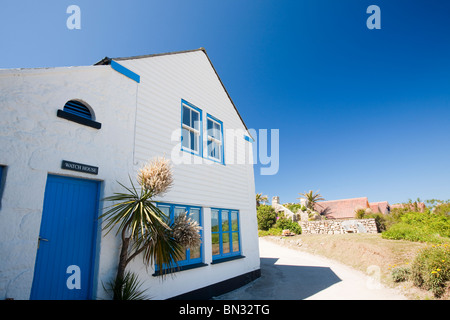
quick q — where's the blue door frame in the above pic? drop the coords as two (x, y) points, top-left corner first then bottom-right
(30, 175), (100, 300)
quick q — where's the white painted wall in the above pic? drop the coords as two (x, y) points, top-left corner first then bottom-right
(0, 50), (259, 300)
(0, 65), (138, 300)
(113, 50), (259, 300)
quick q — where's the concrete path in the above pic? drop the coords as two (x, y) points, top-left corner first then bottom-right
(215, 237), (407, 300)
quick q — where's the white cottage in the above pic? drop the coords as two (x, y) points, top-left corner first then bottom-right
(0, 48), (260, 300)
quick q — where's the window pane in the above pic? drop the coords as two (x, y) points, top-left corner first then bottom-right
(207, 119), (213, 135)
(231, 211), (239, 231)
(213, 141), (220, 159)
(211, 233), (220, 256)
(174, 207), (187, 218)
(222, 233), (230, 254)
(194, 132), (199, 152)
(211, 210), (219, 232)
(191, 110), (199, 130)
(190, 245), (201, 259)
(182, 128), (190, 149)
(190, 131), (198, 152)
(232, 232), (240, 252)
(222, 211), (229, 231)
(182, 106), (191, 126)
(214, 122), (221, 140)
(209, 140), (219, 159)
(189, 208), (200, 224)
(177, 249), (187, 262)
(158, 206), (171, 218)
(207, 140), (213, 157)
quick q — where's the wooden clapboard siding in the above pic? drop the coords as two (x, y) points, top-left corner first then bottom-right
(118, 50), (254, 210)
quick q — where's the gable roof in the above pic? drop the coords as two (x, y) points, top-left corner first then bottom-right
(316, 197), (370, 219)
(369, 201), (390, 214)
(94, 48), (250, 133)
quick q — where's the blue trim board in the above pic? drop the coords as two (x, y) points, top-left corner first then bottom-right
(206, 113), (222, 124)
(110, 60), (140, 83)
(181, 99), (202, 113)
(244, 135), (254, 143)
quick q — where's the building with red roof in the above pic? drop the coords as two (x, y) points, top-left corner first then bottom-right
(316, 197), (391, 219)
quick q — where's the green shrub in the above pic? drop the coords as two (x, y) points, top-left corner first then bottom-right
(274, 216), (302, 235)
(355, 208), (366, 219)
(284, 203), (302, 213)
(104, 271), (148, 300)
(410, 244), (450, 297)
(384, 207), (409, 229)
(433, 203), (450, 216)
(400, 211), (450, 237)
(258, 227), (283, 237)
(391, 266), (411, 283)
(382, 209), (450, 243)
(257, 205), (277, 231)
(381, 222), (445, 243)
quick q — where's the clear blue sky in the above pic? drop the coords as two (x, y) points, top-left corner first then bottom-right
(2, 1), (450, 205)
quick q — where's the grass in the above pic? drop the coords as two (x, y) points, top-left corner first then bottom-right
(261, 233), (450, 300)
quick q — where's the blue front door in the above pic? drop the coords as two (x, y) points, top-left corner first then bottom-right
(30, 175), (100, 300)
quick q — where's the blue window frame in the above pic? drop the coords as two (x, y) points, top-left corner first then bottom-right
(206, 114), (224, 164)
(211, 208), (241, 260)
(181, 100), (202, 156)
(156, 202), (203, 268)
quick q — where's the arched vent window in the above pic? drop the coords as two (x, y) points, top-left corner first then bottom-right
(57, 100), (101, 129)
(63, 100), (92, 120)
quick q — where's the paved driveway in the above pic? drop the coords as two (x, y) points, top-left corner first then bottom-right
(215, 237), (406, 300)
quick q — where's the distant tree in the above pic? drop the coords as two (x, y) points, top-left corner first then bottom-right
(256, 205), (277, 231)
(256, 193), (268, 207)
(298, 190), (325, 211)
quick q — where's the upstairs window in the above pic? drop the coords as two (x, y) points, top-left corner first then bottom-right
(57, 99), (101, 129)
(181, 100), (202, 155)
(207, 114), (224, 163)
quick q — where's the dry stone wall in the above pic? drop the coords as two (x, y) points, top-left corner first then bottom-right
(300, 218), (378, 234)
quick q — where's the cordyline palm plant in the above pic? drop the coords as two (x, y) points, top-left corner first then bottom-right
(101, 157), (201, 300)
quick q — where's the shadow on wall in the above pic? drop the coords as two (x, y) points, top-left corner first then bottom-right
(217, 258), (342, 300)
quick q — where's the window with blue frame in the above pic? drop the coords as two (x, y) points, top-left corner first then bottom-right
(181, 100), (202, 156)
(211, 209), (240, 260)
(156, 202), (203, 268)
(206, 114), (224, 163)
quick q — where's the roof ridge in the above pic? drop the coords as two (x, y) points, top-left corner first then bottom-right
(93, 47), (250, 134)
(94, 48), (206, 65)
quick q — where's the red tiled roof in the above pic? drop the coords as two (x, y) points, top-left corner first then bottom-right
(390, 202), (426, 212)
(369, 201), (390, 214)
(316, 197), (370, 219)
(369, 203), (380, 213)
